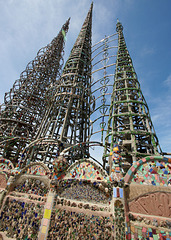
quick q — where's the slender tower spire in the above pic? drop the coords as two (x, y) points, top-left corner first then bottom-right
(104, 20), (161, 168)
(24, 4), (93, 166)
(0, 19), (70, 165)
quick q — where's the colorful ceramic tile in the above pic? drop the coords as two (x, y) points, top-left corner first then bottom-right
(41, 226), (47, 234)
(26, 165), (47, 175)
(132, 161), (171, 186)
(130, 225), (171, 239)
(44, 209), (51, 219)
(65, 161), (104, 180)
(43, 218), (49, 226)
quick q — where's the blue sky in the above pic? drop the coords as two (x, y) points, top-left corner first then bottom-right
(0, 0), (170, 157)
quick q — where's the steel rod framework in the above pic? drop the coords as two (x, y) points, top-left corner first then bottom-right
(103, 20), (162, 168)
(0, 11), (162, 171)
(90, 34), (118, 141)
(21, 4), (93, 167)
(0, 19), (70, 165)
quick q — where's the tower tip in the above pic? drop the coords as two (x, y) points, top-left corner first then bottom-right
(90, 2), (93, 10)
(116, 19), (123, 32)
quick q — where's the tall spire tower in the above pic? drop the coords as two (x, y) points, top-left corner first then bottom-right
(104, 20), (161, 167)
(0, 19), (70, 165)
(23, 4), (93, 166)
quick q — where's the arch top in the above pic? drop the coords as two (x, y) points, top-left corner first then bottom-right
(124, 155), (171, 185)
(64, 158), (108, 181)
(19, 162), (50, 177)
(0, 157), (14, 170)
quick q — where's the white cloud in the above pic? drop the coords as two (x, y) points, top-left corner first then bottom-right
(150, 93), (171, 153)
(164, 74), (171, 88)
(140, 46), (155, 57)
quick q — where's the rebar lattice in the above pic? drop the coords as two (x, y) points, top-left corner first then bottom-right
(21, 4), (93, 167)
(89, 33), (118, 164)
(0, 19), (70, 165)
(103, 20), (162, 168)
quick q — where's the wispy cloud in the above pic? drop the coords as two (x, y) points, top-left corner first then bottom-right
(164, 73), (171, 88)
(150, 91), (171, 153)
(140, 46), (155, 57)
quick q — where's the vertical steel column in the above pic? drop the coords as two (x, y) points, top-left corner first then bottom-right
(104, 20), (162, 169)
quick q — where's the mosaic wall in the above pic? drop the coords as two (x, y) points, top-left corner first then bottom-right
(47, 208), (114, 240)
(128, 223), (171, 240)
(131, 160), (171, 186)
(114, 200), (125, 240)
(0, 163), (10, 172)
(60, 181), (111, 204)
(125, 157), (171, 240)
(52, 156), (68, 180)
(65, 161), (106, 180)
(25, 165), (47, 176)
(14, 178), (49, 197)
(0, 198), (44, 239)
(0, 158), (13, 170)
(55, 179), (112, 202)
(0, 155), (170, 239)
